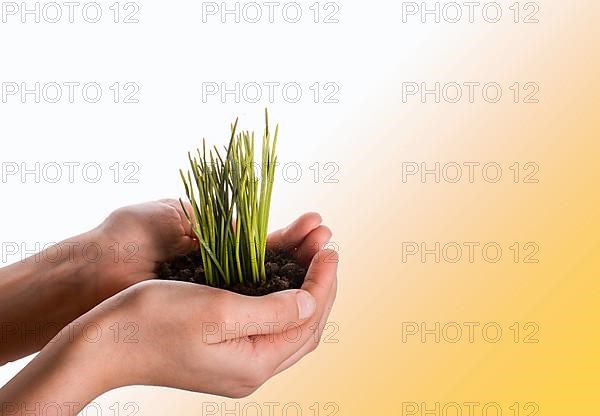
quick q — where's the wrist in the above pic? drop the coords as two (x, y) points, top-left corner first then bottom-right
(0, 230), (107, 364)
(40, 228), (107, 311)
(67, 309), (132, 393)
(0, 311), (123, 414)
(48, 225), (146, 305)
(76, 289), (152, 390)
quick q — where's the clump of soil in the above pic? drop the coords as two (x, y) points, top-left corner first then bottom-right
(156, 249), (307, 296)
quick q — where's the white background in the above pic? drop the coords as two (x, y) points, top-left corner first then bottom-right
(0, 0), (551, 413)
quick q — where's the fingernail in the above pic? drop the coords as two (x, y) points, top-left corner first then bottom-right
(296, 290), (316, 320)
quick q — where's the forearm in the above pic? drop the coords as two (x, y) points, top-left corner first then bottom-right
(0, 230), (104, 364)
(0, 316), (122, 415)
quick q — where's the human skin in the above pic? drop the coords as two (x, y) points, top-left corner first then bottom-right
(0, 200), (337, 414)
(0, 199), (332, 364)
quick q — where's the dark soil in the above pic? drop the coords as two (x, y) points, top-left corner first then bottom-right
(156, 249), (307, 296)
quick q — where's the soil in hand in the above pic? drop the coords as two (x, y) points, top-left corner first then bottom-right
(157, 249), (307, 296)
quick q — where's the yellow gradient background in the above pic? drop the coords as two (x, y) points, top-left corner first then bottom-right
(93, 1), (599, 415)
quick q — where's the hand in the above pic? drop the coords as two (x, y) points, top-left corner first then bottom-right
(97, 213), (337, 397)
(92, 200), (332, 304)
(0, 199), (197, 365)
(0, 214), (337, 413)
(90, 199), (198, 301)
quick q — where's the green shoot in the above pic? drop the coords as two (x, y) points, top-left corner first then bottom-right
(179, 110), (278, 287)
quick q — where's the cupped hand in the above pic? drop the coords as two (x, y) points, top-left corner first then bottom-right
(86, 214), (337, 399)
(90, 199), (197, 300)
(91, 199), (333, 305)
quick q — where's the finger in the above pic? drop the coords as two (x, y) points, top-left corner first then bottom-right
(159, 198), (195, 237)
(253, 249), (338, 364)
(299, 249), (338, 298)
(267, 213), (322, 251)
(295, 225), (332, 266)
(274, 276), (337, 374)
(159, 199), (199, 253)
(203, 288), (317, 344)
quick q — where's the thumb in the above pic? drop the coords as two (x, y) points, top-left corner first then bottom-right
(204, 289), (316, 344)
